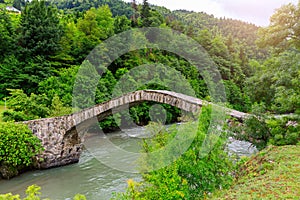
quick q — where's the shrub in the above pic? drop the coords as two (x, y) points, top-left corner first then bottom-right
(0, 185), (86, 200)
(267, 117), (300, 146)
(234, 115), (270, 150)
(0, 122), (43, 179)
(230, 115), (299, 150)
(112, 106), (234, 199)
(2, 110), (32, 122)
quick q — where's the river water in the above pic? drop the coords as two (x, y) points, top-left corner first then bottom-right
(0, 125), (257, 199)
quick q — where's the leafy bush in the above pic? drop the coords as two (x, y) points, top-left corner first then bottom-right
(223, 80), (251, 112)
(112, 106), (235, 199)
(3, 89), (50, 121)
(230, 115), (299, 150)
(2, 89), (72, 122)
(0, 184), (86, 200)
(0, 122), (42, 179)
(231, 115), (270, 150)
(267, 117), (300, 146)
(2, 110), (32, 122)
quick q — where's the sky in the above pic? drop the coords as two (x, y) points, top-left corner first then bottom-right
(123, 0), (298, 26)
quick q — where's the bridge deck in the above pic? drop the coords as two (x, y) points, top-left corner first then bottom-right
(22, 90), (248, 169)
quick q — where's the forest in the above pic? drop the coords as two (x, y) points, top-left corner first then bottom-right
(1, 0), (298, 121)
(0, 0), (299, 198)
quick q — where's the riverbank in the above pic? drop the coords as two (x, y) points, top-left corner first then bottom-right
(211, 145), (300, 199)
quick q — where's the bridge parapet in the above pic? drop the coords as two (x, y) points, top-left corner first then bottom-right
(23, 90), (247, 169)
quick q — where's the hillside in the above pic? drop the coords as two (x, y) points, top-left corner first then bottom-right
(50, 0), (262, 58)
(2, 0), (261, 59)
(212, 145), (300, 199)
(52, 0), (134, 17)
(168, 10), (264, 59)
(0, 0), (299, 198)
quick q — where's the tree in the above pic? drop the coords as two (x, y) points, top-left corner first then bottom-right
(48, 94), (72, 117)
(246, 51), (300, 114)
(0, 54), (54, 99)
(257, 2), (300, 52)
(3, 89), (50, 121)
(94, 5), (114, 39)
(141, 0), (151, 27)
(18, 0), (63, 58)
(0, 56), (22, 99)
(0, 11), (16, 61)
(195, 29), (213, 50)
(38, 66), (79, 107)
(76, 6), (114, 59)
(270, 52), (300, 113)
(131, 0), (139, 27)
(114, 15), (131, 34)
(113, 106), (234, 199)
(78, 6), (114, 40)
(249, 2), (300, 114)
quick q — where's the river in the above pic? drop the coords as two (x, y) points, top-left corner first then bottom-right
(0, 125), (257, 199)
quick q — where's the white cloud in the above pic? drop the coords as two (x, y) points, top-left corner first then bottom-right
(123, 0), (298, 26)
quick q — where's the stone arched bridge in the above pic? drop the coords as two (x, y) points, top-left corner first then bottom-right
(23, 90), (247, 169)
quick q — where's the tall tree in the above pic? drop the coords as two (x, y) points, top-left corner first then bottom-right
(114, 15), (131, 34)
(18, 0), (63, 59)
(257, 2), (300, 52)
(246, 51), (300, 114)
(0, 11), (16, 61)
(141, 0), (151, 27)
(77, 6), (114, 40)
(76, 6), (114, 61)
(131, 0), (139, 27)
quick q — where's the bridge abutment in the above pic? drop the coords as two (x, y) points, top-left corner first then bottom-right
(22, 90), (247, 169)
(23, 117), (82, 169)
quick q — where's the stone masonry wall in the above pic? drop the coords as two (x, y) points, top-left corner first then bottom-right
(23, 90), (248, 169)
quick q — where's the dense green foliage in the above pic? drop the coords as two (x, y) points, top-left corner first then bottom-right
(230, 115), (300, 150)
(169, 10), (263, 59)
(0, 184), (86, 200)
(246, 51), (300, 114)
(1, 0), (251, 127)
(53, 0), (133, 17)
(2, 89), (72, 121)
(112, 106), (234, 199)
(19, 0), (63, 58)
(0, 11), (16, 60)
(0, 122), (42, 179)
(0, 122), (42, 167)
(257, 2), (300, 52)
(0, 0), (261, 115)
(0, 0), (299, 196)
(267, 117), (300, 146)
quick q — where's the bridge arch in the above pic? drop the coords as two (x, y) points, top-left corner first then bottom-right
(23, 90), (247, 169)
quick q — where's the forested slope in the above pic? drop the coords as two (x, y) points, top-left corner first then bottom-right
(0, 0), (299, 195)
(0, 0), (299, 125)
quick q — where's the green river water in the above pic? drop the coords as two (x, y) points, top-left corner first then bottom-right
(0, 125), (257, 199)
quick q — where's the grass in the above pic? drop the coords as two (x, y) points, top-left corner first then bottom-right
(211, 145), (300, 200)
